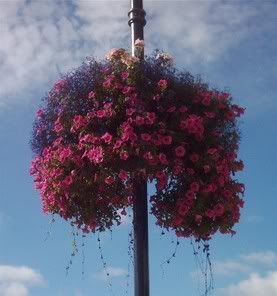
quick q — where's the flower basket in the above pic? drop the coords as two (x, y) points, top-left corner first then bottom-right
(30, 47), (245, 240)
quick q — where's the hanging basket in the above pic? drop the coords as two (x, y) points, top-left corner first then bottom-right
(30, 46), (245, 240)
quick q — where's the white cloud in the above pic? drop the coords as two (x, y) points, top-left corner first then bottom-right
(218, 271), (277, 296)
(93, 266), (127, 280)
(0, 0), (272, 109)
(214, 260), (251, 276)
(242, 251), (277, 266)
(145, 1), (259, 63)
(0, 265), (44, 296)
(214, 251), (277, 277)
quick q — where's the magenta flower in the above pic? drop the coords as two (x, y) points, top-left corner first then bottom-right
(36, 109), (45, 118)
(162, 135), (172, 145)
(105, 176), (114, 185)
(141, 133), (151, 141)
(120, 150), (129, 160)
(101, 132), (113, 144)
(119, 170), (128, 181)
(175, 146), (186, 157)
(88, 91), (96, 99)
(157, 79), (168, 89)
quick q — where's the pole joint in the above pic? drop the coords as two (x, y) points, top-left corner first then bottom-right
(128, 8), (146, 27)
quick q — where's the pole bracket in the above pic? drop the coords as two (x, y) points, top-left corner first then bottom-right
(128, 8), (146, 27)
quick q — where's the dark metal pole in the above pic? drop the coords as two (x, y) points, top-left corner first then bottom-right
(128, 0), (146, 57)
(128, 1), (149, 296)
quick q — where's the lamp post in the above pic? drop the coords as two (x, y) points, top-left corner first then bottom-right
(128, 1), (149, 296)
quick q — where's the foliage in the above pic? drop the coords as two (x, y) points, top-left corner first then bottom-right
(30, 46), (245, 240)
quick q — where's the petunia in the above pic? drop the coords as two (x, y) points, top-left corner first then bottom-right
(105, 176), (114, 185)
(120, 150), (129, 160)
(101, 132), (113, 144)
(162, 135), (172, 145)
(157, 79), (168, 89)
(118, 170), (128, 181)
(141, 133), (151, 141)
(175, 146), (186, 157)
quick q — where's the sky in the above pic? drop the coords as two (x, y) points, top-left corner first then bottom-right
(0, 0), (277, 295)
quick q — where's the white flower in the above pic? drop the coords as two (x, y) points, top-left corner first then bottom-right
(134, 39), (145, 48)
(156, 52), (174, 63)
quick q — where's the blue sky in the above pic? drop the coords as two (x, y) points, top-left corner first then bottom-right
(0, 1), (277, 295)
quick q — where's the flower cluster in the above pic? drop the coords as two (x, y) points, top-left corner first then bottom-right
(30, 47), (245, 239)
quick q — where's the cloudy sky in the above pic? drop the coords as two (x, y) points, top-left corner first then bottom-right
(0, 0), (277, 295)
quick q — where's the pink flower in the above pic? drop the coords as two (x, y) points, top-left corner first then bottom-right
(185, 190), (194, 200)
(36, 109), (44, 118)
(72, 115), (88, 131)
(158, 153), (168, 165)
(63, 175), (73, 186)
(173, 165), (182, 175)
(120, 150), (129, 160)
(204, 165), (211, 173)
(202, 183), (217, 193)
(214, 204), (224, 217)
(190, 153), (200, 163)
(126, 108), (135, 116)
(141, 133), (151, 141)
(175, 146), (186, 157)
(190, 182), (199, 192)
(54, 79), (67, 93)
(167, 106), (176, 113)
(123, 86), (133, 95)
(162, 135), (172, 145)
(96, 110), (105, 118)
(179, 105), (188, 113)
(88, 91), (96, 99)
(232, 104), (245, 117)
(113, 140), (123, 149)
(59, 147), (72, 163)
(156, 170), (167, 180)
(158, 79), (168, 89)
(101, 132), (113, 144)
(54, 118), (63, 133)
(155, 171), (168, 190)
(208, 148), (218, 155)
(103, 79), (112, 89)
(121, 71), (129, 80)
(186, 168), (195, 175)
(146, 112), (156, 125)
(135, 116), (144, 126)
(181, 114), (204, 138)
(105, 176), (114, 185)
(178, 204), (189, 216)
(173, 216), (183, 227)
(105, 109), (113, 118)
(119, 170), (128, 181)
(226, 111), (235, 121)
(86, 146), (104, 163)
(219, 92), (230, 101)
(143, 151), (154, 161)
(103, 103), (112, 109)
(218, 176), (225, 187)
(206, 209), (216, 219)
(202, 96), (211, 106)
(195, 215), (202, 224)
(205, 112), (215, 118)
(223, 189), (232, 198)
